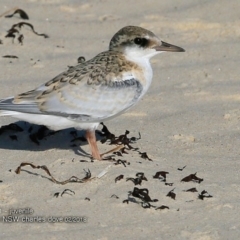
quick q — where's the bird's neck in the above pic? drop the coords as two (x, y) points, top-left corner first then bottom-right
(125, 54), (153, 95)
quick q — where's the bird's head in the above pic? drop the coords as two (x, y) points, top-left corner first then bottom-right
(109, 26), (185, 59)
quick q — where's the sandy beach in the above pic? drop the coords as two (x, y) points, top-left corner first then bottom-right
(1, 0), (240, 239)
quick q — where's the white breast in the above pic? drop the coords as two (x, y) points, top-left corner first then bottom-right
(125, 55), (153, 97)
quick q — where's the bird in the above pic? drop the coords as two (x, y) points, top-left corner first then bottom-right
(0, 26), (185, 160)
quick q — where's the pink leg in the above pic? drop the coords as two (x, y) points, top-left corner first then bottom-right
(85, 130), (101, 160)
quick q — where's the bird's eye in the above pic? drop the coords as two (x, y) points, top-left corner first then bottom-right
(134, 37), (148, 47)
(134, 38), (142, 45)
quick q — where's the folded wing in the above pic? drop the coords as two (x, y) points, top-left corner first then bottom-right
(0, 54), (143, 122)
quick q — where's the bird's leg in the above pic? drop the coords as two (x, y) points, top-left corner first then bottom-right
(85, 130), (101, 160)
(100, 144), (125, 158)
(85, 130), (125, 160)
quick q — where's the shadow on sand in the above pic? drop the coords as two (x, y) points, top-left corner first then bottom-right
(0, 121), (103, 158)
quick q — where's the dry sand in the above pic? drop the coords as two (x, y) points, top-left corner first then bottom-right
(0, 0), (240, 239)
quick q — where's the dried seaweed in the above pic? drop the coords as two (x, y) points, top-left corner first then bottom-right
(181, 173), (203, 183)
(15, 162), (93, 185)
(138, 151), (152, 161)
(5, 9), (29, 20)
(61, 189), (75, 197)
(113, 159), (130, 167)
(18, 34), (24, 45)
(115, 174), (124, 183)
(2, 55), (18, 59)
(165, 182), (173, 186)
(5, 22), (49, 44)
(100, 122), (115, 142)
(130, 187), (158, 203)
(136, 172), (148, 181)
(53, 189), (75, 197)
(155, 205), (169, 210)
(130, 132), (141, 142)
(100, 123), (138, 151)
(198, 190), (213, 200)
(178, 165), (186, 171)
(110, 194), (119, 199)
(141, 202), (152, 208)
(53, 192), (60, 198)
(153, 171), (169, 182)
(126, 177), (143, 186)
(183, 187), (198, 192)
(112, 130), (133, 149)
(166, 188), (176, 200)
(126, 172), (147, 186)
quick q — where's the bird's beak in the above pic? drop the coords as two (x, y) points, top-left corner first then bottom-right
(154, 41), (185, 52)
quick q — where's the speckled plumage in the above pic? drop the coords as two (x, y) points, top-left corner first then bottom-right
(12, 51), (144, 122)
(0, 26), (184, 160)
